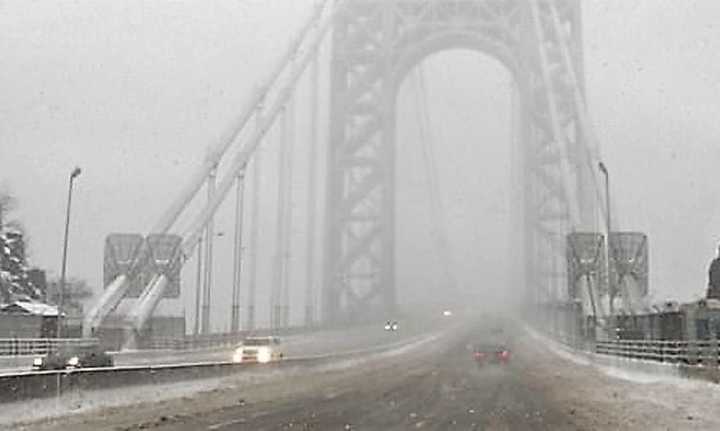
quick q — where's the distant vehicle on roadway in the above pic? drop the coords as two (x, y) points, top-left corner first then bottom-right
(384, 320), (399, 331)
(472, 343), (511, 367)
(32, 345), (113, 371)
(233, 336), (284, 364)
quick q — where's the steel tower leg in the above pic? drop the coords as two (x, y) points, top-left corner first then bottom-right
(379, 0), (397, 319)
(322, 15), (346, 323)
(246, 102), (265, 332)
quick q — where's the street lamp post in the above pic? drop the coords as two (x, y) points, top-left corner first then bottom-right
(57, 166), (81, 338)
(597, 162), (613, 319)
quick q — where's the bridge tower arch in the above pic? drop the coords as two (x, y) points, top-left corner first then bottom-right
(323, 0), (594, 323)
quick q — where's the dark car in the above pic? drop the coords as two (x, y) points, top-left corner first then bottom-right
(32, 345), (113, 371)
(472, 343), (511, 366)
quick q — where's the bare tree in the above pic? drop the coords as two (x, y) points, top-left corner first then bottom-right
(0, 185), (16, 229)
(0, 185), (27, 256)
(47, 277), (93, 313)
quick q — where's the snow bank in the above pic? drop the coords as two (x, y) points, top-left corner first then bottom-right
(525, 325), (687, 384)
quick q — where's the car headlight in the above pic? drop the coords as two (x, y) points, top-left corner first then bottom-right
(257, 347), (271, 363)
(67, 356), (80, 367)
(384, 324), (391, 331)
(33, 357), (43, 367)
(232, 348), (244, 363)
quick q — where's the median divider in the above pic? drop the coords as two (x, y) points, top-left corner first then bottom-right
(0, 330), (441, 405)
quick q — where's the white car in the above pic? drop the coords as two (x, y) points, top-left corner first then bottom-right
(232, 336), (284, 364)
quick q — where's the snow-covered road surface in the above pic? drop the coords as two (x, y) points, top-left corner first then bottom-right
(11, 319), (720, 430)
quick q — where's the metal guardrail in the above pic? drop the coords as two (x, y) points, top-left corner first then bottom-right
(140, 326), (313, 351)
(594, 339), (720, 366)
(0, 327), (317, 357)
(0, 338), (99, 357)
(141, 332), (254, 351)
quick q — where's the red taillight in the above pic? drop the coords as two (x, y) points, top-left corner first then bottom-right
(474, 352), (485, 358)
(499, 350), (510, 359)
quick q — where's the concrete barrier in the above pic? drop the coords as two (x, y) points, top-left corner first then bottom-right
(0, 361), (298, 405)
(0, 371), (62, 403)
(0, 330), (439, 405)
(679, 364), (720, 383)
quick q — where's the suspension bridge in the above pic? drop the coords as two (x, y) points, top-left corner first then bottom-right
(9, 1), (720, 429)
(76, 0), (651, 348)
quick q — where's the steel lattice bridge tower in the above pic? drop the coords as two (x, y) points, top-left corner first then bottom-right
(323, 0), (598, 322)
(86, 0), (643, 345)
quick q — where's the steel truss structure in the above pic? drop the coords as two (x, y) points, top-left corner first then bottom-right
(324, 0), (599, 322)
(567, 232), (606, 318)
(609, 232), (648, 312)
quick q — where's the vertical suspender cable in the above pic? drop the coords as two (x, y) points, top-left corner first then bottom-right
(82, 0), (336, 341)
(305, 52), (320, 327)
(271, 109), (288, 331)
(281, 97), (296, 329)
(179, 2), (336, 259)
(231, 173), (245, 332)
(246, 102), (264, 331)
(151, 1), (330, 237)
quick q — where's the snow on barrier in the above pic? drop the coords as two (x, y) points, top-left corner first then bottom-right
(593, 339), (720, 382)
(527, 325), (720, 384)
(0, 338), (99, 356)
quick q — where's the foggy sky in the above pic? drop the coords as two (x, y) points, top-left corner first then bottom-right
(2, 0), (720, 329)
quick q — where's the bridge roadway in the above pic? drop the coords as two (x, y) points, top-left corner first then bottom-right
(12, 317), (720, 430)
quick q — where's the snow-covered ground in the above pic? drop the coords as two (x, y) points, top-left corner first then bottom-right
(525, 326), (685, 383)
(526, 325), (720, 430)
(11, 320), (720, 430)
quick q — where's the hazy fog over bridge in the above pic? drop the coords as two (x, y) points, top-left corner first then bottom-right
(2, 1), (720, 329)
